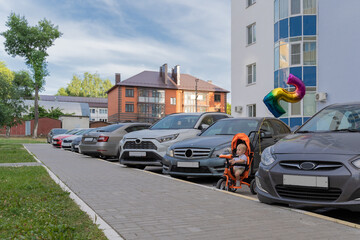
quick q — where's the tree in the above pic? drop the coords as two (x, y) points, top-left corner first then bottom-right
(1, 13), (62, 138)
(227, 103), (231, 115)
(0, 62), (27, 137)
(56, 72), (113, 98)
(23, 106), (68, 120)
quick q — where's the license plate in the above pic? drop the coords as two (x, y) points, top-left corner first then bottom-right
(177, 162), (199, 168)
(283, 174), (328, 188)
(84, 138), (93, 142)
(74, 145), (79, 148)
(129, 152), (146, 157)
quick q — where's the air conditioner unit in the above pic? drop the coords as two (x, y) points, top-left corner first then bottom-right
(234, 106), (243, 113)
(315, 92), (327, 102)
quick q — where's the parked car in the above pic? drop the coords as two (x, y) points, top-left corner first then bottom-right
(119, 112), (231, 169)
(47, 128), (67, 143)
(61, 128), (95, 150)
(79, 123), (151, 158)
(71, 128), (100, 153)
(162, 117), (291, 178)
(52, 128), (84, 148)
(256, 102), (360, 212)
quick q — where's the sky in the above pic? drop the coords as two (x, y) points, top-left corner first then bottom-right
(0, 0), (231, 101)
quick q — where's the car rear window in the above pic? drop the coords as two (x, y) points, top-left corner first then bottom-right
(96, 124), (123, 132)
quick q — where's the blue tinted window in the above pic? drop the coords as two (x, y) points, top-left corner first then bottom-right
(274, 70), (279, 88)
(290, 16), (302, 37)
(280, 118), (289, 125)
(303, 15), (316, 35)
(303, 117), (311, 123)
(279, 18), (288, 39)
(274, 22), (279, 42)
(274, 46), (279, 70)
(290, 67), (302, 80)
(290, 117), (302, 128)
(279, 68), (289, 88)
(303, 66), (316, 86)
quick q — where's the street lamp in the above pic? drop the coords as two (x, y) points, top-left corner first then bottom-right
(195, 78), (199, 112)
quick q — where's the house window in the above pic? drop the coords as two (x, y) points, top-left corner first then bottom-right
(291, 0), (301, 15)
(247, 0), (256, 7)
(247, 63), (256, 84)
(170, 97), (176, 105)
(214, 94), (221, 102)
(125, 89), (134, 97)
(91, 109), (96, 114)
(279, 0), (289, 19)
(247, 23), (256, 45)
(125, 104), (134, 112)
(303, 0), (316, 14)
(99, 109), (108, 114)
(247, 104), (256, 117)
(291, 43), (301, 65)
(303, 42), (316, 65)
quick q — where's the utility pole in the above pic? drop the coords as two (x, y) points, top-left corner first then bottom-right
(195, 78), (199, 112)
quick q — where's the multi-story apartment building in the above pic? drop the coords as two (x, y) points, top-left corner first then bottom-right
(107, 64), (229, 123)
(232, 0), (360, 128)
(40, 95), (108, 122)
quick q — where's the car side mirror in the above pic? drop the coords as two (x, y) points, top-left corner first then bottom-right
(198, 123), (209, 131)
(260, 131), (272, 138)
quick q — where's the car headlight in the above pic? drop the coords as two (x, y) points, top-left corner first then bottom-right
(166, 147), (174, 157)
(211, 145), (231, 158)
(156, 134), (179, 143)
(352, 158), (360, 169)
(261, 146), (276, 166)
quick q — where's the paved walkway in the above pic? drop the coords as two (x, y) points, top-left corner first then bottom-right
(25, 144), (360, 240)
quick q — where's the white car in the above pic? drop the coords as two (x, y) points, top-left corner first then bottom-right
(119, 112), (231, 169)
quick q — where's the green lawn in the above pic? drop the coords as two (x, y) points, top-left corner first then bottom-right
(0, 144), (36, 163)
(0, 167), (107, 239)
(0, 136), (47, 144)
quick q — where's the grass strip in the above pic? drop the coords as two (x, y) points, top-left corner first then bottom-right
(0, 166), (107, 239)
(0, 137), (46, 144)
(0, 144), (36, 163)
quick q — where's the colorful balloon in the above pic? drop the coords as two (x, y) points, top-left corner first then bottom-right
(263, 74), (306, 118)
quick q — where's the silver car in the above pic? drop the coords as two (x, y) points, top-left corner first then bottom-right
(79, 123), (151, 159)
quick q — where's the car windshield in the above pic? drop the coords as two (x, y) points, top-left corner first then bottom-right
(297, 104), (360, 132)
(65, 129), (80, 134)
(201, 119), (260, 136)
(96, 124), (123, 132)
(151, 115), (200, 129)
(74, 129), (91, 135)
(52, 129), (67, 134)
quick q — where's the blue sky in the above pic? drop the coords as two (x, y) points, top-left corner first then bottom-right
(0, 0), (230, 100)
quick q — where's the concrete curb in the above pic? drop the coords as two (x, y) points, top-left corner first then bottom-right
(23, 145), (124, 240)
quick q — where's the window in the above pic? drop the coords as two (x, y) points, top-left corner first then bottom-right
(291, 43), (301, 65)
(279, 0), (289, 19)
(303, 42), (316, 65)
(214, 94), (221, 102)
(279, 42), (289, 68)
(91, 109), (95, 114)
(303, 0), (316, 14)
(247, 23), (256, 45)
(274, 0), (279, 22)
(291, 0), (301, 15)
(247, 104), (256, 117)
(247, 0), (256, 7)
(99, 109), (107, 114)
(247, 63), (256, 84)
(125, 104), (134, 112)
(170, 97), (176, 105)
(125, 89), (134, 97)
(291, 101), (301, 115)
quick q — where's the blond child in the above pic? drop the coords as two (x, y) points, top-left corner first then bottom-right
(229, 143), (247, 187)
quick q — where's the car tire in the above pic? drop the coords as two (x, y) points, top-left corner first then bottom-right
(250, 179), (257, 195)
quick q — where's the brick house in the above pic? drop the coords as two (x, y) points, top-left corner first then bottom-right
(107, 64), (229, 123)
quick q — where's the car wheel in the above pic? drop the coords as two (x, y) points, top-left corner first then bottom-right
(250, 179), (257, 195)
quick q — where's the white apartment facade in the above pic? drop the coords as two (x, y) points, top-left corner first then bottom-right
(231, 0), (360, 128)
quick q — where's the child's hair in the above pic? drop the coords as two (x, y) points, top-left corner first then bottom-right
(237, 143), (247, 152)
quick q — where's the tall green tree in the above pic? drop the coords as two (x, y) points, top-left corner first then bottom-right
(227, 103), (231, 115)
(1, 13), (62, 138)
(0, 62), (28, 137)
(57, 72), (113, 98)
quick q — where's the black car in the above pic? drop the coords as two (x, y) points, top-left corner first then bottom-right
(162, 117), (291, 178)
(256, 102), (360, 212)
(47, 128), (67, 143)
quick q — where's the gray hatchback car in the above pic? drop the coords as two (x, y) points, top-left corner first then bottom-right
(256, 102), (360, 212)
(79, 123), (151, 159)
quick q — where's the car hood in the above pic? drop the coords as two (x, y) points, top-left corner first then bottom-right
(123, 129), (196, 139)
(274, 132), (360, 155)
(170, 135), (234, 149)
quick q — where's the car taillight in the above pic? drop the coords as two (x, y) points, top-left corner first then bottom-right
(98, 136), (109, 142)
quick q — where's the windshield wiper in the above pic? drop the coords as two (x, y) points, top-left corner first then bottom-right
(331, 128), (360, 132)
